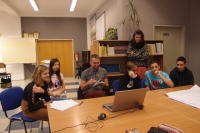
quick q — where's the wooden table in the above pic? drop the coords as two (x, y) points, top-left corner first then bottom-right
(48, 85), (200, 133)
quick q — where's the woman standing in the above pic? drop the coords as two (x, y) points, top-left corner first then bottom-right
(127, 30), (149, 79)
(48, 58), (66, 100)
(21, 65), (51, 121)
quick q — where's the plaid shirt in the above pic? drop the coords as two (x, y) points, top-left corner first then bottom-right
(81, 67), (108, 93)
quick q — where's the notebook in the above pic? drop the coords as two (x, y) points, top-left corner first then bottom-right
(103, 88), (147, 112)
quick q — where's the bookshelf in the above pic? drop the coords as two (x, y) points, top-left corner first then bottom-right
(90, 40), (164, 73)
(90, 40), (164, 95)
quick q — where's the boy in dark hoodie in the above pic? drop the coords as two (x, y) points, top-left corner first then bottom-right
(169, 56), (194, 87)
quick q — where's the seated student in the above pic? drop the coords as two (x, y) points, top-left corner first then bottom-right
(118, 61), (141, 91)
(80, 54), (109, 99)
(145, 60), (174, 91)
(21, 65), (51, 121)
(48, 58), (67, 100)
(169, 56), (194, 87)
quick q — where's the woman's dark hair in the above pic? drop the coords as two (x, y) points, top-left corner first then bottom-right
(49, 58), (62, 87)
(132, 29), (145, 43)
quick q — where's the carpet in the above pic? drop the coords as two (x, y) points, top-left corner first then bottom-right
(5, 120), (40, 131)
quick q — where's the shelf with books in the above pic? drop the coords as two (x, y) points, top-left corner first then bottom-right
(99, 55), (127, 58)
(145, 40), (164, 70)
(90, 40), (164, 72)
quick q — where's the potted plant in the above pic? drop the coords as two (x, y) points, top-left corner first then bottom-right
(104, 27), (118, 40)
(121, 0), (142, 32)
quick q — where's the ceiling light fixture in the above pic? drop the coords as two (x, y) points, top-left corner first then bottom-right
(70, 0), (77, 12)
(29, 0), (39, 11)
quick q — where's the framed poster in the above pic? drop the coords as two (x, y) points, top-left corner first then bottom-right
(34, 32), (39, 39)
(90, 14), (96, 43)
(28, 34), (34, 38)
(23, 32), (29, 38)
(96, 12), (105, 40)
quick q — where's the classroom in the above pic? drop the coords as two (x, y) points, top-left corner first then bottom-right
(0, 0), (200, 132)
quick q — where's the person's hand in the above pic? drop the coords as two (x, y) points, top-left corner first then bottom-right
(33, 85), (44, 93)
(153, 70), (160, 76)
(47, 99), (53, 103)
(128, 71), (137, 78)
(55, 92), (62, 97)
(87, 79), (97, 86)
(99, 82), (105, 87)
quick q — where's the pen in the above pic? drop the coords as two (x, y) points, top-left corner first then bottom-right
(79, 101), (83, 106)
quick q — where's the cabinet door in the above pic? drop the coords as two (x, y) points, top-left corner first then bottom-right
(37, 40), (74, 76)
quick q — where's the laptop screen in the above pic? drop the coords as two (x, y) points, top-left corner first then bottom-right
(103, 88), (147, 112)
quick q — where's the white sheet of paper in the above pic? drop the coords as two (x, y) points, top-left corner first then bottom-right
(92, 80), (104, 87)
(50, 99), (78, 111)
(166, 85), (200, 109)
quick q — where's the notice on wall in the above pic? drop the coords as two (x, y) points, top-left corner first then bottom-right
(96, 12), (105, 40)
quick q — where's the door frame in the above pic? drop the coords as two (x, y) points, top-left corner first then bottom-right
(153, 25), (185, 56)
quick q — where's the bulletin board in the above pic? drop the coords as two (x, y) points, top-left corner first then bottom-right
(1, 38), (36, 64)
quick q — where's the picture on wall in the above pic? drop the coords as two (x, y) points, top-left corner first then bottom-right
(96, 12), (105, 40)
(90, 14), (96, 43)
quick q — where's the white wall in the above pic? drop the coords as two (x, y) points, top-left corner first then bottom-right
(87, 0), (200, 85)
(87, 0), (121, 49)
(0, 11), (25, 80)
(122, 0), (191, 43)
(87, 0), (190, 54)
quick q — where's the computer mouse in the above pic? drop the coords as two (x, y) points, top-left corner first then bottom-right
(98, 113), (106, 120)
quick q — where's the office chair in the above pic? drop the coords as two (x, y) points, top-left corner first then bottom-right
(0, 86), (44, 133)
(112, 80), (120, 94)
(77, 87), (85, 100)
(0, 62), (12, 88)
(141, 79), (146, 88)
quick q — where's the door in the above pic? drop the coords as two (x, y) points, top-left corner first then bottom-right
(154, 26), (184, 74)
(37, 40), (74, 76)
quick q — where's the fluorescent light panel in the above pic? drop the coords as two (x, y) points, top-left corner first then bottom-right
(70, 0), (77, 12)
(29, 0), (39, 11)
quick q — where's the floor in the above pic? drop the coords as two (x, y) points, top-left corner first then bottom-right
(0, 77), (81, 133)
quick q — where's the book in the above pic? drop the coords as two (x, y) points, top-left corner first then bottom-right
(155, 43), (163, 54)
(93, 80), (105, 87)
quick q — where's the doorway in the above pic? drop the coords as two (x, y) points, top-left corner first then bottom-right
(37, 40), (74, 76)
(153, 25), (185, 74)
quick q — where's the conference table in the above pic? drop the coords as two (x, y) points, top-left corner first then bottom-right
(47, 85), (200, 133)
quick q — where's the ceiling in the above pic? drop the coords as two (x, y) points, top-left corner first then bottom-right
(0, 0), (105, 17)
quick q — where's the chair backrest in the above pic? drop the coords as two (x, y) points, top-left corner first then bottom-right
(77, 87), (84, 100)
(141, 79), (146, 88)
(0, 87), (23, 111)
(0, 62), (6, 73)
(112, 80), (120, 94)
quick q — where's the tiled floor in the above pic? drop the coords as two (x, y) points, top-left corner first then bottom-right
(0, 77), (81, 133)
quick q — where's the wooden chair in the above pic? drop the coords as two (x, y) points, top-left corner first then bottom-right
(0, 63), (12, 88)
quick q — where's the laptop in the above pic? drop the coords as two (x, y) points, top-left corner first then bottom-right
(103, 88), (147, 112)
